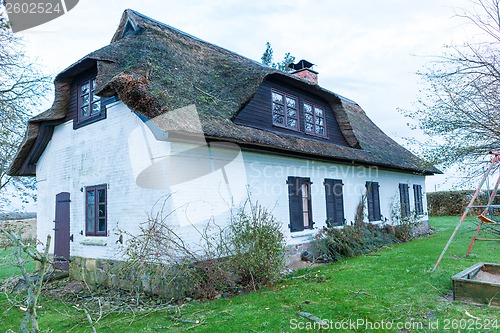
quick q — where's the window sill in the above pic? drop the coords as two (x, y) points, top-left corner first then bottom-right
(80, 239), (107, 246)
(272, 123), (301, 133)
(290, 228), (318, 238)
(305, 131), (328, 139)
(73, 111), (106, 129)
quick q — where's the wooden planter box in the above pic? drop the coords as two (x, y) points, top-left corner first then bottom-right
(452, 262), (500, 306)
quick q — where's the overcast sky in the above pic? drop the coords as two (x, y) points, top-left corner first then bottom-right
(13, 0), (483, 194)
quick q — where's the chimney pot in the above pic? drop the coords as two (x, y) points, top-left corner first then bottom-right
(289, 59), (318, 84)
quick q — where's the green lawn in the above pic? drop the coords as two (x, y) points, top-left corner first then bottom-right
(1, 216), (499, 332)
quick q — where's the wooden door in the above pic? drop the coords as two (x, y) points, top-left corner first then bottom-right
(54, 192), (70, 271)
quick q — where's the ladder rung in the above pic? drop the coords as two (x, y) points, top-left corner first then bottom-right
(468, 205), (500, 208)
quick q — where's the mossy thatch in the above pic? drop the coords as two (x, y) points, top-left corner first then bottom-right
(9, 9), (440, 176)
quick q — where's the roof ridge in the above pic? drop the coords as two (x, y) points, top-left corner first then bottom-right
(117, 9), (275, 72)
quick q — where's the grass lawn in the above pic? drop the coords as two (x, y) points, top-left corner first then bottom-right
(1, 216), (499, 332)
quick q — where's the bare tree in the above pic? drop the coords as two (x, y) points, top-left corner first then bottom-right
(403, 0), (500, 173)
(0, 2), (50, 210)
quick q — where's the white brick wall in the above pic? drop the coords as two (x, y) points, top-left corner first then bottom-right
(36, 101), (428, 259)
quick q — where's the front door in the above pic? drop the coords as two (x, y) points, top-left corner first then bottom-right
(54, 192), (71, 271)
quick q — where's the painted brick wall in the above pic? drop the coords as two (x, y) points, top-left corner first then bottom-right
(36, 101), (428, 260)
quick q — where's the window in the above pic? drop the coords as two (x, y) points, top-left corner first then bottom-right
(77, 77), (102, 125)
(324, 179), (344, 226)
(399, 183), (410, 217)
(366, 181), (381, 221)
(303, 102), (326, 136)
(287, 176), (313, 232)
(85, 185), (107, 236)
(272, 90), (299, 130)
(413, 184), (424, 215)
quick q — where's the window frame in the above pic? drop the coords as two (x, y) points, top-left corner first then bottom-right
(303, 100), (328, 138)
(366, 181), (381, 222)
(271, 89), (300, 132)
(413, 184), (424, 216)
(85, 184), (107, 237)
(75, 76), (105, 128)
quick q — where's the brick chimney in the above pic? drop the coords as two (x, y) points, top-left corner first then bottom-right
(289, 59), (318, 84)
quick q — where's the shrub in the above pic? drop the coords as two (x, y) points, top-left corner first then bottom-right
(119, 197), (285, 300)
(427, 190), (500, 216)
(225, 202), (286, 288)
(310, 222), (400, 263)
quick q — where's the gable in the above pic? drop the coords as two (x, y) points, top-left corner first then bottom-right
(234, 78), (350, 148)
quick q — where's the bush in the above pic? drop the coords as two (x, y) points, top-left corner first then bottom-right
(225, 203), (286, 288)
(310, 222), (400, 263)
(119, 197), (285, 300)
(427, 190), (500, 216)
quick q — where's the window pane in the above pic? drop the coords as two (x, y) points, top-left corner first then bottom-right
(98, 218), (106, 232)
(286, 97), (296, 108)
(305, 113), (313, 122)
(91, 101), (101, 115)
(98, 204), (106, 218)
(316, 117), (324, 126)
(81, 82), (90, 95)
(272, 92), (283, 103)
(98, 189), (105, 203)
(91, 78), (97, 90)
(82, 94), (89, 106)
(92, 93), (100, 102)
(305, 123), (314, 132)
(287, 109), (296, 118)
(273, 114), (284, 124)
(287, 118), (297, 128)
(273, 103), (284, 115)
(304, 103), (312, 113)
(316, 126), (325, 134)
(315, 108), (324, 117)
(86, 191), (95, 233)
(81, 106), (90, 117)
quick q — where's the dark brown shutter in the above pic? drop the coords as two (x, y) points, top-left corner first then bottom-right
(288, 176), (304, 232)
(372, 182), (381, 221)
(366, 181), (374, 221)
(413, 184), (423, 215)
(325, 179), (344, 226)
(366, 181), (381, 221)
(399, 183), (410, 217)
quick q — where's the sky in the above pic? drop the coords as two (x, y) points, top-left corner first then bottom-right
(9, 0), (485, 199)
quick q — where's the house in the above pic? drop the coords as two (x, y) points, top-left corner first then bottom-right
(9, 10), (439, 276)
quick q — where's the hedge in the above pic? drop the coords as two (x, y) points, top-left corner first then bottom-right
(427, 190), (500, 216)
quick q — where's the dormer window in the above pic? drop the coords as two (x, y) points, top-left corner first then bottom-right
(79, 78), (101, 121)
(304, 102), (326, 136)
(75, 74), (106, 128)
(272, 90), (299, 131)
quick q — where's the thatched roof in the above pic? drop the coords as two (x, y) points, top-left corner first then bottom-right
(8, 9), (440, 176)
